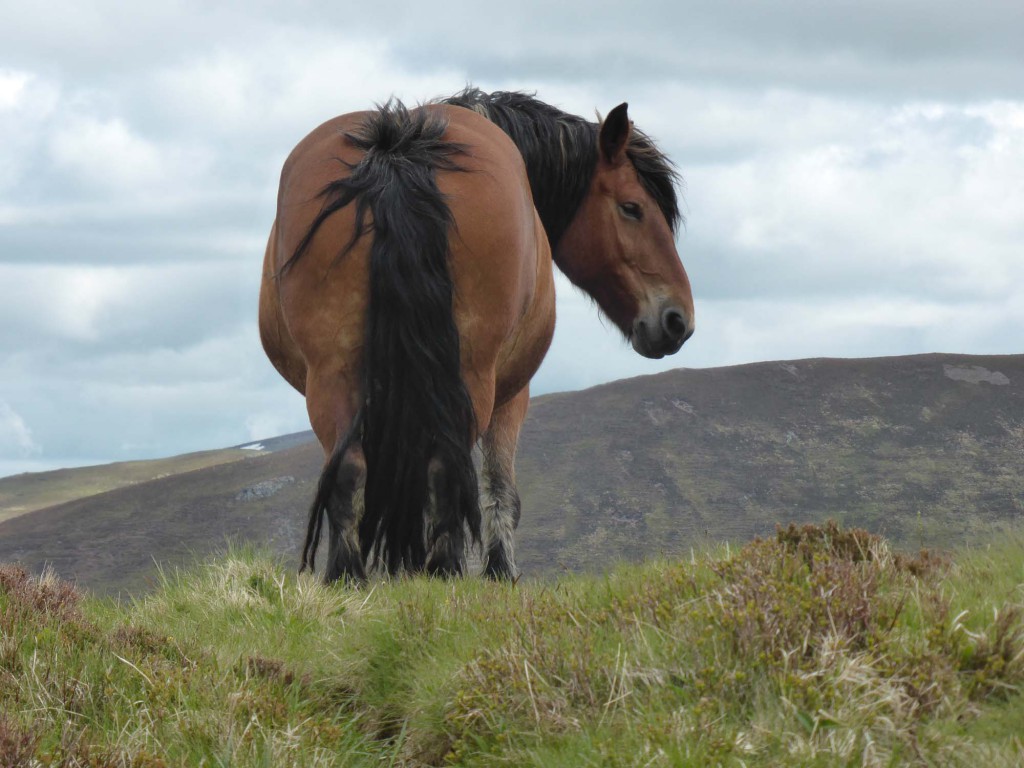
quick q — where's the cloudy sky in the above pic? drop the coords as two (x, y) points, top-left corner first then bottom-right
(1, 1), (1022, 476)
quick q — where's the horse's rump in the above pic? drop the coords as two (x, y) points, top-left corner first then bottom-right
(271, 101), (549, 575)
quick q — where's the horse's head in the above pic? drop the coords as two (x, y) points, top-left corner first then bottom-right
(554, 104), (694, 359)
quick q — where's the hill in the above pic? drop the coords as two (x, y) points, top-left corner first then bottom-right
(0, 448), (258, 525)
(0, 352), (1022, 594)
(514, 352), (1024, 573)
(1, 525), (1022, 766)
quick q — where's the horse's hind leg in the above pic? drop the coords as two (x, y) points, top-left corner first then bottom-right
(322, 443), (366, 582)
(304, 375), (367, 583)
(305, 437), (366, 583)
(480, 387), (529, 580)
(425, 457), (468, 577)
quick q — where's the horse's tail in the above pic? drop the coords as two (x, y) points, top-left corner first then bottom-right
(294, 102), (481, 574)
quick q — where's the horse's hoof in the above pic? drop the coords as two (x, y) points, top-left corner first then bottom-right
(483, 547), (517, 581)
(323, 554), (366, 585)
(425, 555), (464, 578)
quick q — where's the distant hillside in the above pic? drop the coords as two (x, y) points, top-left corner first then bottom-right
(0, 448), (258, 525)
(513, 353), (1024, 574)
(0, 441), (321, 594)
(0, 353), (1021, 594)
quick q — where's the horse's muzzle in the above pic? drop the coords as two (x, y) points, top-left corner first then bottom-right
(630, 305), (694, 359)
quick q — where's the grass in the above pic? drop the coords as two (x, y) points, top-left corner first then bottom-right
(1, 522), (1023, 766)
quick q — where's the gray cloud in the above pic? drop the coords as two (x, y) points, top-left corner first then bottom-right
(4, 1), (1023, 96)
(1, 1), (1022, 475)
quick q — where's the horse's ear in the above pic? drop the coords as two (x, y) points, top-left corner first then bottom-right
(599, 102), (631, 165)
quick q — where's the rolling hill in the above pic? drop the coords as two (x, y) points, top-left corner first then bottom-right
(0, 447), (258, 525)
(1, 352), (1021, 594)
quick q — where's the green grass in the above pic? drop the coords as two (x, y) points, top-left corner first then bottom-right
(2, 523), (1023, 766)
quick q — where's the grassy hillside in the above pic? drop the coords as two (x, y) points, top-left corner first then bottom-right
(2, 523), (1022, 766)
(0, 443), (322, 594)
(1, 352), (1021, 596)
(0, 448), (256, 524)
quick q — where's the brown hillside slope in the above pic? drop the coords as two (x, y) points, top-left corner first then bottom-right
(513, 352), (1023, 574)
(0, 448), (256, 524)
(0, 352), (1021, 594)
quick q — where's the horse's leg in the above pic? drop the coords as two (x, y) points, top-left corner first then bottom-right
(303, 372), (366, 583)
(480, 386), (529, 580)
(424, 457), (466, 577)
(320, 441), (366, 583)
(422, 373), (497, 577)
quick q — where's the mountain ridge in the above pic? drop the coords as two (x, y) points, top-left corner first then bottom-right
(1, 351), (1021, 594)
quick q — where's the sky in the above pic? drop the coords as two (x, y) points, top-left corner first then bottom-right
(1, 0), (1022, 476)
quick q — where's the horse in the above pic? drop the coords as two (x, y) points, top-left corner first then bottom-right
(259, 88), (694, 582)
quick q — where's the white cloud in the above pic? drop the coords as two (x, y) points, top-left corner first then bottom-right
(49, 114), (213, 197)
(691, 291), (1024, 368)
(0, 265), (130, 343)
(0, 261), (260, 351)
(150, 31), (467, 143)
(0, 69), (59, 199)
(50, 116), (164, 189)
(683, 95), (1024, 304)
(0, 400), (40, 457)
(0, 70), (31, 109)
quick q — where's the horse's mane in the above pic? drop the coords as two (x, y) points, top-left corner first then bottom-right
(441, 87), (682, 248)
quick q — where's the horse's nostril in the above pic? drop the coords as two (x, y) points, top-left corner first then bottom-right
(662, 308), (687, 340)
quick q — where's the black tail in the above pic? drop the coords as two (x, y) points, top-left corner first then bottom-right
(295, 102), (481, 574)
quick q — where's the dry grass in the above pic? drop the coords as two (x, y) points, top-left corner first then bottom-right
(1, 525), (1023, 766)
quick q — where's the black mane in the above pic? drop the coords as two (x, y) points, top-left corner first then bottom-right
(442, 87), (682, 249)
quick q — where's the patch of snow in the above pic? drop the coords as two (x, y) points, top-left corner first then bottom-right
(240, 442), (265, 451)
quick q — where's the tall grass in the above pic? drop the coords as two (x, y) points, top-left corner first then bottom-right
(1, 523), (1022, 766)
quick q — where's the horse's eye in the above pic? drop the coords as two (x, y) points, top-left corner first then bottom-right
(619, 202), (642, 220)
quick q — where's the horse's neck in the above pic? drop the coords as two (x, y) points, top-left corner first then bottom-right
(441, 90), (597, 250)
(510, 127), (596, 252)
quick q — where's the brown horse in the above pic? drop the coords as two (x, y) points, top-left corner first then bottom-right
(259, 88), (694, 582)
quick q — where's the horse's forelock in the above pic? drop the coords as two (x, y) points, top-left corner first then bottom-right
(626, 130), (683, 234)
